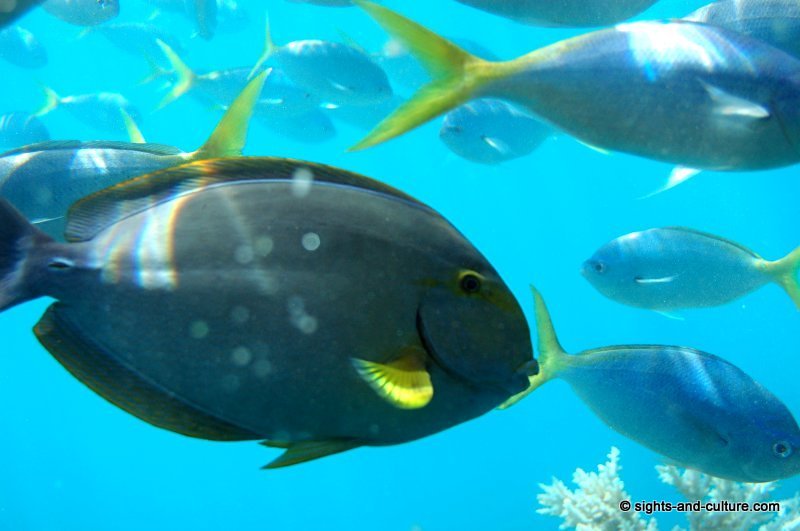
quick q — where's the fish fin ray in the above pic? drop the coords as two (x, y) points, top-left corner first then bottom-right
(351, 349), (433, 409)
(350, 1), (497, 151)
(764, 246), (800, 309)
(155, 39), (196, 109)
(193, 70), (269, 159)
(248, 14), (276, 80)
(262, 439), (361, 469)
(34, 303), (258, 441)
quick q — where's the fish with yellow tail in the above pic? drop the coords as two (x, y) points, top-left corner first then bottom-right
(350, 2), (800, 174)
(0, 72), (267, 239)
(583, 228), (800, 311)
(503, 286), (800, 483)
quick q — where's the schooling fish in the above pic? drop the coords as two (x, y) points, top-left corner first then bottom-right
(86, 23), (184, 59)
(0, 72), (265, 239)
(325, 95), (404, 131)
(154, 40), (315, 116)
(0, 112), (49, 148)
(0, 157), (536, 469)
(351, 2), (800, 173)
(455, 0), (659, 27)
(256, 107), (336, 143)
(503, 286), (800, 483)
(0, 25), (46, 68)
(440, 99), (551, 164)
(685, 0), (800, 59)
(582, 227), (800, 311)
(36, 89), (141, 135)
(249, 18), (393, 107)
(43, 0), (119, 26)
(185, 0), (217, 40)
(0, 0), (44, 28)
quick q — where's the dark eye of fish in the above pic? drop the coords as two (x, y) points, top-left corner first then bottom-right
(459, 272), (482, 294)
(594, 262), (606, 274)
(774, 442), (792, 458)
(47, 258), (74, 271)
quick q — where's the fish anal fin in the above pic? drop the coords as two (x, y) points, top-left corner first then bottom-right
(352, 347), (433, 409)
(35, 303), (258, 441)
(262, 439), (361, 469)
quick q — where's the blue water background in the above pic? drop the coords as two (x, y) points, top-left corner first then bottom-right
(2, 1), (799, 529)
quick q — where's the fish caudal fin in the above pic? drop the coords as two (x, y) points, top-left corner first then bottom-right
(248, 15), (277, 81)
(349, 1), (503, 151)
(121, 108), (146, 144)
(765, 246), (800, 309)
(193, 70), (269, 159)
(155, 39), (197, 109)
(140, 53), (174, 86)
(498, 285), (569, 409)
(35, 86), (61, 117)
(0, 199), (50, 312)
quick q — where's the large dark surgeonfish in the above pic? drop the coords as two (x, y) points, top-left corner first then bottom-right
(0, 158), (536, 468)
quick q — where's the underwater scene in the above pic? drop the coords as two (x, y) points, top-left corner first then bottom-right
(1, 0), (800, 529)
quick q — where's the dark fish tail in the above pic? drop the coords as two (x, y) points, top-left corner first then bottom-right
(0, 199), (52, 312)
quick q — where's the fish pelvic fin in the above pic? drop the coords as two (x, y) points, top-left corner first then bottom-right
(764, 245), (800, 310)
(261, 439), (361, 469)
(0, 199), (52, 312)
(155, 39), (197, 110)
(192, 70), (269, 160)
(121, 108), (146, 144)
(352, 347), (433, 409)
(35, 86), (61, 117)
(350, 1), (511, 151)
(498, 285), (568, 410)
(248, 14), (277, 81)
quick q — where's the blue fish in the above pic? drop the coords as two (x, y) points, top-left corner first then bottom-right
(256, 107), (336, 143)
(352, 3), (800, 174)
(86, 23), (184, 59)
(582, 227), (800, 311)
(42, 0), (119, 26)
(503, 287), (800, 482)
(0, 25), (46, 68)
(455, 0), (659, 27)
(685, 0), (800, 59)
(36, 89), (140, 135)
(0, 112), (49, 148)
(0, 73), (265, 238)
(440, 99), (551, 164)
(250, 19), (393, 107)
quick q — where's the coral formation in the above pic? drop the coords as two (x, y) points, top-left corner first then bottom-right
(538, 447), (800, 530)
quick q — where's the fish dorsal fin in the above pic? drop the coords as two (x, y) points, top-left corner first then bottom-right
(661, 227), (762, 259)
(0, 140), (183, 158)
(65, 157), (428, 242)
(35, 303), (259, 441)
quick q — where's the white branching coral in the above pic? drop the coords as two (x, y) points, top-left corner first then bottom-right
(537, 447), (658, 530)
(538, 447), (800, 531)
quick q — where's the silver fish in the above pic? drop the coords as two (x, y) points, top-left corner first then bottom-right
(43, 0), (119, 26)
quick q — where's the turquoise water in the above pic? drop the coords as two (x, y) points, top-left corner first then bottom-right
(2, 1), (800, 530)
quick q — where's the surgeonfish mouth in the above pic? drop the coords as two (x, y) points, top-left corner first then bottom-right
(634, 275), (678, 284)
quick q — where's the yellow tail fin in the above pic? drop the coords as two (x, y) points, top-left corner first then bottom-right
(120, 108), (146, 144)
(155, 39), (197, 109)
(498, 285), (569, 409)
(35, 86), (61, 117)
(350, 1), (501, 151)
(192, 70), (269, 159)
(765, 245), (800, 309)
(248, 15), (277, 81)
(140, 53), (174, 86)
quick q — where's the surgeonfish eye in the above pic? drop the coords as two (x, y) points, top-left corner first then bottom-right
(48, 258), (74, 271)
(458, 271), (483, 294)
(773, 441), (792, 458)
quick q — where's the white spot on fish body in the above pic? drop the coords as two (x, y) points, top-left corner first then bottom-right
(235, 244), (254, 264)
(231, 346), (252, 366)
(254, 236), (274, 257)
(291, 167), (314, 197)
(302, 232), (321, 251)
(231, 305), (250, 324)
(190, 320), (209, 339)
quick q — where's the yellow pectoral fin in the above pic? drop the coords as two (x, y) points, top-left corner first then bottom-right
(352, 350), (433, 409)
